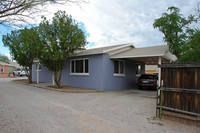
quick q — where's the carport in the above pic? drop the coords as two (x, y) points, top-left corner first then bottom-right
(110, 45), (177, 87)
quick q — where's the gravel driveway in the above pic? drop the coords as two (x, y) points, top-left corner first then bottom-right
(0, 78), (199, 133)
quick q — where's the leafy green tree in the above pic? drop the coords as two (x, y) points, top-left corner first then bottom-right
(38, 11), (87, 88)
(153, 6), (197, 59)
(195, 2), (200, 19)
(2, 27), (42, 83)
(0, 54), (10, 63)
(179, 29), (200, 62)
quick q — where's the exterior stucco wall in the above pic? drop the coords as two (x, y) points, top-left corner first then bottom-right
(102, 54), (144, 90)
(61, 54), (104, 90)
(32, 64), (52, 83)
(32, 53), (145, 90)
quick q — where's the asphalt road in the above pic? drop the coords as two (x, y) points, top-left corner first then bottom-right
(0, 78), (199, 133)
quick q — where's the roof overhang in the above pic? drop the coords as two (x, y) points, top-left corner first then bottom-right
(110, 45), (177, 65)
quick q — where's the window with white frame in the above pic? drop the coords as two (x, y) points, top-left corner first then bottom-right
(36, 63), (42, 71)
(114, 60), (125, 76)
(1, 65), (4, 72)
(70, 58), (89, 75)
(136, 64), (141, 75)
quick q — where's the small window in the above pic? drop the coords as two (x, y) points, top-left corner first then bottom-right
(114, 60), (125, 76)
(136, 64), (141, 75)
(1, 65), (4, 72)
(70, 58), (89, 75)
(36, 64), (42, 71)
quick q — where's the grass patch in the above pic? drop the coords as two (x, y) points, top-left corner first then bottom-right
(147, 117), (164, 126)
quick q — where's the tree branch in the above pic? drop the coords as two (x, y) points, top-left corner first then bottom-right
(0, 0), (88, 27)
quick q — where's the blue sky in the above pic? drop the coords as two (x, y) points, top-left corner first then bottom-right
(0, 0), (199, 58)
(0, 25), (13, 57)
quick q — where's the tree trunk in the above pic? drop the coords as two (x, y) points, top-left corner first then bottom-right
(27, 65), (32, 83)
(57, 70), (62, 87)
(54, 69), (62, 88)
(54, 72), (59, 88)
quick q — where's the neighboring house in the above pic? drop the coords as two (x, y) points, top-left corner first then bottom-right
(145, 65), (158, 74)
(32, 44), (177, 90)
(0, 61), (9, 77)
(9, 61), (21, 74)
(0, 61), (21, 77)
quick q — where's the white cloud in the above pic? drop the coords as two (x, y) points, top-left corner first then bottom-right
(4, 53), (11, 59)
(11, 25), (22, 30)
(15, 0), (199, 48)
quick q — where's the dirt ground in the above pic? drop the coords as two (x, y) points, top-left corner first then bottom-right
(14, 79), (95, 91)
(1, 77), (200, 133)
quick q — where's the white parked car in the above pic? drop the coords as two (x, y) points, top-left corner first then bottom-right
(13, 68), (27, 76)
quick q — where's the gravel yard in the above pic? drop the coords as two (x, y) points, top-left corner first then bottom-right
(0, 78), (199, 133)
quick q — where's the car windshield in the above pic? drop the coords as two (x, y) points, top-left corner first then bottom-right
(140, 75), (157, 80)
(15, 68), (20, 71)
(15, 68), (24, 71)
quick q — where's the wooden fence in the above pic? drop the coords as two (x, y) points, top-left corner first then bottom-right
(161, 63), (200, 89)
(157, 63), (200, 125)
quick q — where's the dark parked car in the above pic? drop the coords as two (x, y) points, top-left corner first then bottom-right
(137, 74), (158, 90)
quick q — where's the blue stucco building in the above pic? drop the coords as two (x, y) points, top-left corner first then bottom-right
(32, 44), (177, 90)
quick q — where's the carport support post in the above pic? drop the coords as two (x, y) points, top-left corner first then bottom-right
(33, 59), (39, 84)
(156, 57), (162, 117)
(36, 63), (39, 84)
(52, 73), (55, 86)
(158, 57), (162, 118)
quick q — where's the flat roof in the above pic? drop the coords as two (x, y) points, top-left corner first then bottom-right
(110, 45), (177, 64)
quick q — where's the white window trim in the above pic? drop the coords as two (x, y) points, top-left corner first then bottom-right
(114, 60), (125, 76)
(1, 65), (4, 73)
(114, 73), (125, 77)
(70, 58), (89, 76)
(70, 73), (89, 76)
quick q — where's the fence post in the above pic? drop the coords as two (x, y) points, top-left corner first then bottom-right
(156, 85), (159, 117)
(160, 80), (163, 119)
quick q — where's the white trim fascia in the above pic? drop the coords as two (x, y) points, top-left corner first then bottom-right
(163, 50), (178, 62)
(73, 52), (103, 57)
(110, 54), (165, 59)
(71, 58), (89, 61)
